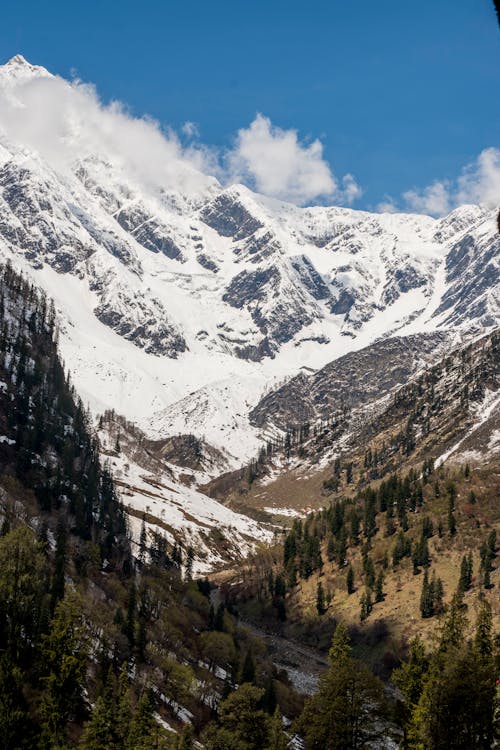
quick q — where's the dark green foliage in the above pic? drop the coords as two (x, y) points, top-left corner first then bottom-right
(0, 263), (128, 563)
(420, 569), (444, 619)
(393, 529), (411, 568)
(479, 530), (496, 589)
(39, 594), (88, 748)
(203, 684), (278, 750)
(240, 649), (256, 684)
(374, 570), (384, 602)
(362, 552), (375, 589)
(346, 564), (355, 594)
(176, 724), (194, 750)
(297, 623), (387, 749)
(125, 691), (156, 750)
(316, 581), (326, 615)
(392, 634), (428, 744)
(458, 552), (473, 593)
(403, 596), (496, 749)
(412, 531), (430, 574)
(360, 589), (373, 621)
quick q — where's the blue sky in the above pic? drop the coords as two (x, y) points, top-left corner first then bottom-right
(1, 0), (499, 211)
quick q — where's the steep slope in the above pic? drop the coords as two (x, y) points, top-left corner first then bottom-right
(0, 267), (302, 750)
(97, 412), (273, 574)
(213, 330), (499, 519)
(249, 331), (451, 432)
(0, 55), (498, 469)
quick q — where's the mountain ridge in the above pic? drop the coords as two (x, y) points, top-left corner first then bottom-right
(0, 55), (498, 472)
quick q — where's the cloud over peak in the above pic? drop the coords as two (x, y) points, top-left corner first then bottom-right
(225, 113), (359, 206)
(385, 147), (500, 217)
(0, 58), (360, 208)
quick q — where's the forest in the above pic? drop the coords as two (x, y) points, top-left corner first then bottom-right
(0, 260), (498, 749)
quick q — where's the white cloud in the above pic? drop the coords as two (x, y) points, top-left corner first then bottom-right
(0, 62), (360, 207)
(403, 180), (452, 216)
(456, 147), (500, 207)
(376, 198), (398, 213)
(0, 67), (218, 199)
(399, 148), (500, 217)
(341, 173), (362, 205)
(181, 120), (200, 139)
(225, 113), (357, 206)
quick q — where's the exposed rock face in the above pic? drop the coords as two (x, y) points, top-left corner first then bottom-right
(433, 232), (500, 328)
(115, 203), (185, 261)
(0, 160), (95, 272)
(200, 190), (264, 239)
(249, 332), (451, 430)
(94, 297), (187, 357)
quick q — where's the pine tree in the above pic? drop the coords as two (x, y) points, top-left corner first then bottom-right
(116, 664), (132, 747)
(50, 516), (67, 613)
(124, 584), (136, 648)
(126, 691), (156, 750)
(392, 635), (428, 745)
(433, 575), (444, 614)
(39, 594), (88, 749)
(267, 708), (287, 750)
(240, 649), (256, 684)
(420, 569), (433, 618)
(176, 724), (194, 750)
(360, 589), (373, 622)
(80, 690), (115, 750)
(297, 623), (386, 749)
(375, 570), (384, 602)
(138, 515), (147, 565)
(0, 655), (31, 750)
(213, 684), (272, 750)
(316, 581), (325, 615)
(346, 565), (355, 594)
(408, 594), (495, 749)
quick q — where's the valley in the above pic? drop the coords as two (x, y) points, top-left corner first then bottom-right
(0, 52), (498, 750)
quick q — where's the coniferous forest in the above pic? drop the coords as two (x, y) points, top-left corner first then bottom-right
(0, 261), (498, 749)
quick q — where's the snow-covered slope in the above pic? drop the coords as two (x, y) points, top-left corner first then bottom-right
(0, 55), (498, 468)
(98, 418), (274, 575)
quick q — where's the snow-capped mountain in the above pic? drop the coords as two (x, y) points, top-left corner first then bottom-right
(0, 54), (498, 470)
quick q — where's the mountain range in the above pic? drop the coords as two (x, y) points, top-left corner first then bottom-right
(0, 54), (498, 567)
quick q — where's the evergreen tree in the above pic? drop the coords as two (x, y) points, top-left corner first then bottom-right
(138, 515), (147, 565)
(408, 595), (496, 749)
(458, 553), (473, 593)
(297, 623), (387, 749)
(360, 589), (373, 622)
(80, 691), (115, 750)
(185, 547), (194, 581)
(126, 691), (156, 750)
(0, 655), (32, 750)
(374, 570), (384, 603)
(115, 664), (133, 747)
(346, 565), (355, 595)
(204, 684), (272, 750)
(392, 635), (428, 747)
(240, 649), (256, 684)
(50, 516), (67, 613)
(39, 594), (88, 749)
(420, 569), (433, 618)
(316, 581), (326, 615)
(267, 708), (287, 750)
(176, 724), (194, 750)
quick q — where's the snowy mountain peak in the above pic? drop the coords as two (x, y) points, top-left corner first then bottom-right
(0, 58), (497, 467)
(1, 54), (52, 81)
